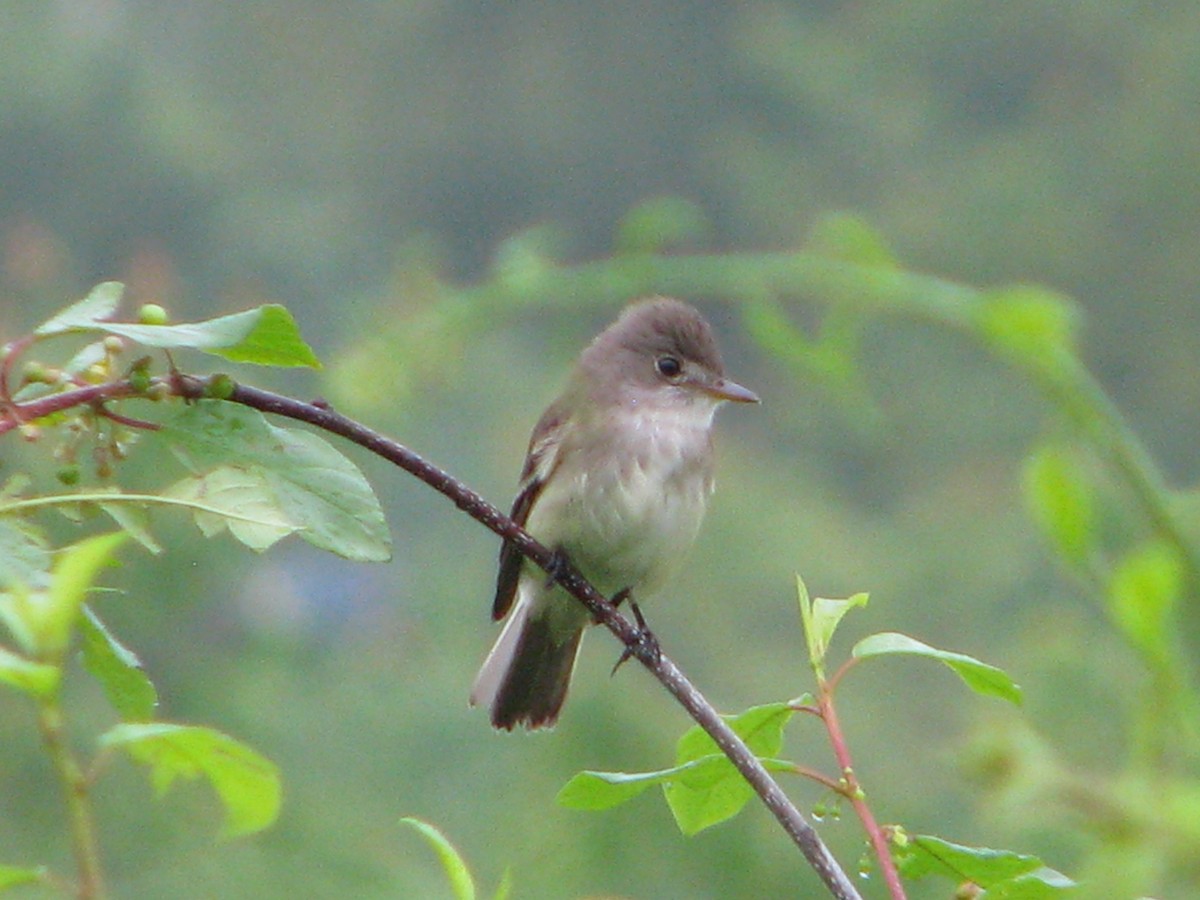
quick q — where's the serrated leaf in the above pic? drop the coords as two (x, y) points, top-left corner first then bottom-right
(97, 305), (320, 368)
(797, 576), (868, 675)
(79, 607), (156, 720)
(852, 632), (1022, 704)
(896, 834), (1076, 896)
(1023, 445), (1093, 563)
(0, 864), (47, 889)
(0, 644), (60, 698)
(35, 282), (123, 335)
(400, 817), (477, 900)
(160, 402), (390, 561)
(100, 722), (280, 838)
(163, 468), (300, 551)
(1109, 540), (1181, 668)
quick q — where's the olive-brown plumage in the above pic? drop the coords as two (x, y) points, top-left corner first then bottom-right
(471, 297), (758, 729)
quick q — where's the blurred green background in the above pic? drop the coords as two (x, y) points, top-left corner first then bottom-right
(2, 2), (1199, 897)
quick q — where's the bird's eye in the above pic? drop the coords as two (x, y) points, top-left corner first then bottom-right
(656, 355), (683, 379)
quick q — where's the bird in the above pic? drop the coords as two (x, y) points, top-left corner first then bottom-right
(470, 297), (759, 730)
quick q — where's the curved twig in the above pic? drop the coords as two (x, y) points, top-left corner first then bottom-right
(170, 374), (864, 900)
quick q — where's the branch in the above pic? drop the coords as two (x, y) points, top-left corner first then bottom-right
(166, 374), (864, 900)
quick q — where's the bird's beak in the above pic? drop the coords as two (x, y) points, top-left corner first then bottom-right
(704, 377), (760, 404)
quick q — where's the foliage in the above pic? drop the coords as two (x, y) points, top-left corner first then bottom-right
(5, 201), (1199, 897)
(560, 578), (1052, 897)
(0, 293), (345, 896)
(3, 3), (1200, 896)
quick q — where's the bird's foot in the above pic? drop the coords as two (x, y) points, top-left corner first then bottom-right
(611, 599), (661, 675)
(543, 548), (572, 589)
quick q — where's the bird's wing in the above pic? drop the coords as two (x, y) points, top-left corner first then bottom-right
(492, 403), (568, 620)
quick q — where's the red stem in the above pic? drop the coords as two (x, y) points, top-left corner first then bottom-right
(818, 684), (907, 899)
(0, 380), (143, 436)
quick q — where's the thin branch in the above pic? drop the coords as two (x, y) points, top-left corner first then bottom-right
(167, 374), (864, 900)
(0, 380), (143, 436)
(38, 697), (105, 899)
(824, 655), (861, 696)
(94, 404), (160, 431)
(8, 371), (863, 897)
(787, 762), (846, 794)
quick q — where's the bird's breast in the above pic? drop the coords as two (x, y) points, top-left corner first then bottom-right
(526, 405), (716, 597)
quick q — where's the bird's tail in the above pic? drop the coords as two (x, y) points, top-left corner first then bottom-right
(470, 597), (584, 730)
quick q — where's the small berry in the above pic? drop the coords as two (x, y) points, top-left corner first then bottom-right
(137, 303), (169, 325)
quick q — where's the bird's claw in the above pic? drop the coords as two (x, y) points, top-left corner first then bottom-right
(611, 600), (660, 675)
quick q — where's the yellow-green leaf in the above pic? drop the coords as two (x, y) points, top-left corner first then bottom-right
(100, 722), (281, 838)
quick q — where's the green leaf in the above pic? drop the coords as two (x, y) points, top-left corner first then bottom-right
(163, 467), (301, 551)
(616, 196), (709, 253)
(559, 704), (796, 835)
(1022, 444), (1094, 564)
(675, 702), (793, 762)
(0, 519), (51, 591)
(797, 575), (868, 676)
(399, 817), (477, 900)
(807, 213), (896, 267)
(558, 755), (728, 810)
(96, 500), (163, 554)
(79, 607), (157, 720)
(0, 584), (37, 657)
(0, 644), (60, 698)
(852, 632), (1022, 704)
(491, 867), (513, 900)
(206, 305), (322, 368)
(41, 532), (128, 658)
(160, 401), (390, 561)
(559, 755), (796, 821)
(978, 286), (1080, 375)
(96, 305), (321, 368)
(896, 834), (1076, 896)
(62, 340), (111, 377)
(100, 722), (281, 838)
(666, 703), (795, 834)
(34, 282), (124, 335)
(34, 286), (320, 368)
(1109, 540), (1181, 668)
(0, 533), (127, 660)
(0, 864), (47, 889)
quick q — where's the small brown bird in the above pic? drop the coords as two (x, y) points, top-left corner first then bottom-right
(470, 297), (759, 730)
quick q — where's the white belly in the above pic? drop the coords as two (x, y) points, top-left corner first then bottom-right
(525, 404), (716, 599)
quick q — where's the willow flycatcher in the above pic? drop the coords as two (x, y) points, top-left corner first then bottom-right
(470, 297), (758, 729)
